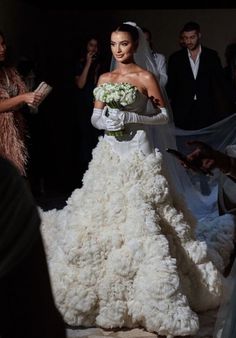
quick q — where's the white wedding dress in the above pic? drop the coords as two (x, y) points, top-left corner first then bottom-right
(41, 86), (229, 337)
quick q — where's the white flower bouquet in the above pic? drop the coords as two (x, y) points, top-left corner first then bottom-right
(93, 82), (137, 136)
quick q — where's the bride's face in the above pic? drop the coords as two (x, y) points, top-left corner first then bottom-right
(110, 31), (136, 63)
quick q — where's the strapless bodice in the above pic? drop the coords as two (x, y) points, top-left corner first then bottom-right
(123, 90), (148, 114)
(94, 82), (148, 115)
(93, 83), (152, 157)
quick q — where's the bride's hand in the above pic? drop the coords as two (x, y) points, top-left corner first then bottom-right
(107, 108), (125, 121)
(98, 106), (123, 131)
(103, 107), (124, 130)
(105, 117), (124, 131)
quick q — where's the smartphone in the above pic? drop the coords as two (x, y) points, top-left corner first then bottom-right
(166, 148), (213, 176)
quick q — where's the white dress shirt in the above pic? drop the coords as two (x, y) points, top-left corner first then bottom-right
(153, 52), (168, 88)
(187, 45), (202, 100)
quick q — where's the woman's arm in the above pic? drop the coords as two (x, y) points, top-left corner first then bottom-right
(185, 141), (236, 180)
(0, 92), (43, 113)
(105, 106), (168, 131)
(75, 52), (95, 89)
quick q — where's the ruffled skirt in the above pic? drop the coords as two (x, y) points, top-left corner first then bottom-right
(41, 137), (225, 336)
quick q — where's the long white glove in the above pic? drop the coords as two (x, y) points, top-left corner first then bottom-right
(91, 107), (110, 130)
(105, 107), (169, 131)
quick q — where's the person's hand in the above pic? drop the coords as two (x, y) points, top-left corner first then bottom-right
(22, 92), (44, 108)
(104, 107), (125, 131)
(184, 141), (216, 175)
(86, 51), (97, 65)
(185, 140), (234, 175)
(105, 106), (168, 127)
(107, 108), (125, 121)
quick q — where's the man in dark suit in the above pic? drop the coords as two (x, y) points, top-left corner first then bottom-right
(0, 156), (66, 338)
(166, 21), (235, 130)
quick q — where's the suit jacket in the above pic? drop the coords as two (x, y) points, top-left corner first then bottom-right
(166, 46), (235, 130)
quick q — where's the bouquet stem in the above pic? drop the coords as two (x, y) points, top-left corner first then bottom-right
(106, 130), (124, 137)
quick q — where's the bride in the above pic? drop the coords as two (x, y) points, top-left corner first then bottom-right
(41, 22), (224, 337)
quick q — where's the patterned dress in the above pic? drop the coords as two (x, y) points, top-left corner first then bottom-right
(0, 66), (28, 175)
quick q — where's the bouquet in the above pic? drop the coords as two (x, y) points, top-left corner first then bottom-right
(93, 82), (137, 136)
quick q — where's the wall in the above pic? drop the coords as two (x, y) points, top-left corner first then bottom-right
(0, 0), (41, 61)
(2, 6), (236, 70)
(39, 8), (236, 65)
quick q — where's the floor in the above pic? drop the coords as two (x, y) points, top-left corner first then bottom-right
(67, 327), (158, 338)
(65, 309), (217, 337)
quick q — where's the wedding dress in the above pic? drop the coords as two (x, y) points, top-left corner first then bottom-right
(41, 85), (226, 337)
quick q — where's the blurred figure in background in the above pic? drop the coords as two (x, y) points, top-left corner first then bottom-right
(74, 34), (104, 186)
(142, 27), (168, 87)
(224, 42), (236, 105)
(178, 28), (186, 49)
(167, 21), (236, 130)
(166, 21), (236, 199)
(183, 140), (236, 215)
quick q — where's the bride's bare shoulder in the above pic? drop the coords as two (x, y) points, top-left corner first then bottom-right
(139, 68), (155, 80)
(98, 72), (116, 85)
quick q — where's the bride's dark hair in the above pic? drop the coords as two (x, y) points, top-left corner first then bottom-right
(114, 23), (139, 43)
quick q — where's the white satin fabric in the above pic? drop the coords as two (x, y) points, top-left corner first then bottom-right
(105, 129), (152, 158)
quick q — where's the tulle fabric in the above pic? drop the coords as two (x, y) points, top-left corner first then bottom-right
(175, 114), (236, 219)
(213, 255), (236, 338)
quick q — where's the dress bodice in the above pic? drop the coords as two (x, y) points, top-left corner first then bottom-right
(94, 83), (152, 157)
(122, 89), (148, 114)
(94, 82), (148, 115)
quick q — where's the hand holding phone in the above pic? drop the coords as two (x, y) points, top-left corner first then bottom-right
(166, 148), (213, 176)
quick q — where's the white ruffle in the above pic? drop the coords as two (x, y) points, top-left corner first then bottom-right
(40, 137), (233, 336)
